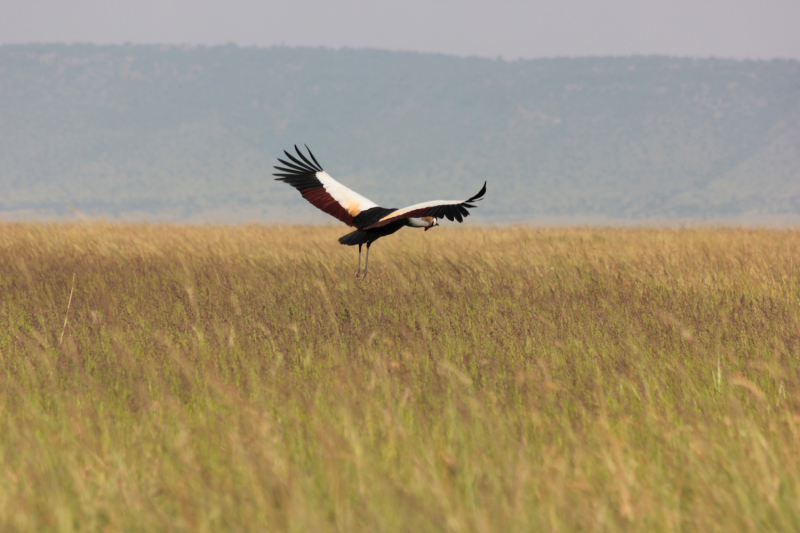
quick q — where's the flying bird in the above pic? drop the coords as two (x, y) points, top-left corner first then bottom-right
(274, 145), (486, 279)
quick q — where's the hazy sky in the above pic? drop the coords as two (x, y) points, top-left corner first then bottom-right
(2, 0), (799, 60)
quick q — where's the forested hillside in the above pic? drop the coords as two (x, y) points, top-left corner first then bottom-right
(2, 44), (799, 221)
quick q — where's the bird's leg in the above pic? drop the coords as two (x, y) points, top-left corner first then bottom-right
(355, 244), (362, 277)
(361, 243), (371, 280)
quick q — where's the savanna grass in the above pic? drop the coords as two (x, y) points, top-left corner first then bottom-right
(1, 223), (799, 532)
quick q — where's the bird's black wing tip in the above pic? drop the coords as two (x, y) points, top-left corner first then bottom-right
(465, 182), (486, 203)
(304, 144), (323, 171)
(294, 145), (323, 173)
(278, 145), (323, 174)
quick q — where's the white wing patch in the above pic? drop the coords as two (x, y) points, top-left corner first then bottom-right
(379, 199), (462, 222)
(317, 171), (379, 216)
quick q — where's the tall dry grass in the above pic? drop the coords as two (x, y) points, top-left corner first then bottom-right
(0, 223), (799, 532)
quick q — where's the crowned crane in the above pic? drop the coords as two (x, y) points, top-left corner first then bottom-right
(274, 145), (486, 279)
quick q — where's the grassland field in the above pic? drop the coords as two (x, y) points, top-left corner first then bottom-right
(1, 223), (799, 532)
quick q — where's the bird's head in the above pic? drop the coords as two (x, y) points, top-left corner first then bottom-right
(424, 217), (439, 231)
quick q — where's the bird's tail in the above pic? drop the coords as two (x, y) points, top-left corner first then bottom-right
(338, 230), (371, 246)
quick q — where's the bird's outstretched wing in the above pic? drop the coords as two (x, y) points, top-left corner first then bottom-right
(273, 145), (379, 227)
(363, 182), (486, 229)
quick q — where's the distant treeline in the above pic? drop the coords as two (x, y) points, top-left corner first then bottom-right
(1, 44), (799, 221)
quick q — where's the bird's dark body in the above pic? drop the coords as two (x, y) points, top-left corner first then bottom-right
(352, 206), (397, 229)
(338, 219), (408, 246)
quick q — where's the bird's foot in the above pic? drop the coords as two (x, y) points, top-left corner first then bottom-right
(354, 269), (362, 279)
(355, 270), (369, 281)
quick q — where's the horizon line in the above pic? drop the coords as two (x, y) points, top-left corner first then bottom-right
(2, 42), (798, 63)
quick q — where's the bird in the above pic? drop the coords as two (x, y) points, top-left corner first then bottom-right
(273, 145), (486, 279)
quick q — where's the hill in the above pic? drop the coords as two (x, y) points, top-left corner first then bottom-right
(1, 44), (799, 222)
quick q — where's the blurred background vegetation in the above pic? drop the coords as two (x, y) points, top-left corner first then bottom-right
(1, 44), (799, 222)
